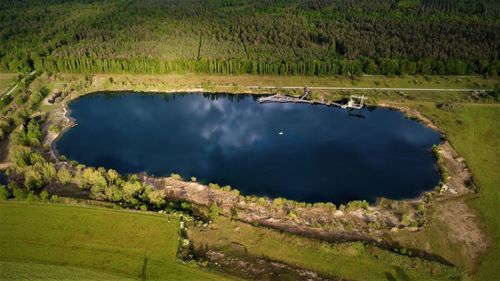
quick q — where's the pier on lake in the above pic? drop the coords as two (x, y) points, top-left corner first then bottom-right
(258, 87), (367, 109)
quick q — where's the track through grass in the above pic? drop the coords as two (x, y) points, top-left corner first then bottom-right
(0, 73), (16, 95)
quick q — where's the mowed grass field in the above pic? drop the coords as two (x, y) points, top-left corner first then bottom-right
(90, 73), (498, 90)
(0, 261), (135, 281)
(0, 202), (232, 280)
(418, 104), (500, 280)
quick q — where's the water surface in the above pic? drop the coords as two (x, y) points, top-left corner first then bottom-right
(56, 93), (441, 204)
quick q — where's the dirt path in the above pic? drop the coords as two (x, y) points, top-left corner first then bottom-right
(220, 85), (491, 92)
(1, 70), (36, 97)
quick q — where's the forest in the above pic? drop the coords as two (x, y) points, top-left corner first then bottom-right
(0, 0), (499, 76)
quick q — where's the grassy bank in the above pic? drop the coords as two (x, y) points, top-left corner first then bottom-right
(416, 104), (500, 279)
(0, 201), (232, 280)
(88, 73), (497, 90)
(189, 217), (463, 281)
(35, 73), (498, 114)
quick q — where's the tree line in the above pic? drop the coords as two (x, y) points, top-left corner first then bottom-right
(34, 57), (499, 76)
(0, 0), (498, 76)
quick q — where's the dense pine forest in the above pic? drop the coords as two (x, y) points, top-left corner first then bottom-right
(1, 0), (499, 76)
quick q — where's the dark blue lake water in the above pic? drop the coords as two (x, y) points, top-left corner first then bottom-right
(0, 171), (6, 186)
(56, 92), (441, 204)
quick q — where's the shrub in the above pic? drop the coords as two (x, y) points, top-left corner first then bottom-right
(208, 183), (220, 190)
(0, 185), (8, 200)
(26, 192), (39, 202)
(180, 202), (191, 211)
(432, 145), (449, 183)
(209, 203), (220, 221)
(401, 214), (411, 226)
(170, 173), (182, 180)
(273, 197), (285, 207)
(324, 202), (336, 211)
(417, 202), (426, 213)
(49, 124), (61, 133)
(230, 208), (239, 220)
(57, 166), (72, 184)
(12, 186), (27, 200)
(346, 200), (369, 212)
(39, 190), (50, 202)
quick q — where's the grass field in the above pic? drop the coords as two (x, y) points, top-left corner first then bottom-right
(417, 104), (500, 280)
(0, 73), (16, 95)
(2, 73), (499, 280)
(0, 261), (135, 281)
(89, 73), (498, 89)
(38, 73), (498, 113)
(0, 202), (233, 280)
(189, 217), (463, 281)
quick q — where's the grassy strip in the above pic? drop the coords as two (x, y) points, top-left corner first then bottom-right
(0, 201), (233, 280)
(0, 73), (16, 95)
(417, 104), (500, 279)
(89, 73), (498, 89)
(0, 261), (135, 281)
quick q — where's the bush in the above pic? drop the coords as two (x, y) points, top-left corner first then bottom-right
(39, 190), (50, 202)
(346, 200), (369, 211)
(12, 186), (27, 200)
(417, 202), (426, 213)
(208, 183), (220, 190)
(401, 214), (412, 226)
(26, 192), (39, 202)
(170, 173), (182, 180)
(0, 185), (8, 200)
(57, 166), (72, 184)
(209, 203), (220, 221)
(180, 202), (191, 211)
(432, 145), (449, 183)
(49, 124), (61, 134)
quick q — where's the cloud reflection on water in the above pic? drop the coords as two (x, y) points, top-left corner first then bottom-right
(57, 93), (442, 204)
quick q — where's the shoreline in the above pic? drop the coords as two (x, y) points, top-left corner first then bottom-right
(39, 87), (486, 271)
(50, 90), (472, 201)
(48, 90), (472, 215)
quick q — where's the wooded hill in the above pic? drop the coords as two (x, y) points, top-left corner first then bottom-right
(1, 0), (499, 76)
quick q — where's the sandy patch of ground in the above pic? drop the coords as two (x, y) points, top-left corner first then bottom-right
(436, 197), (487, 268)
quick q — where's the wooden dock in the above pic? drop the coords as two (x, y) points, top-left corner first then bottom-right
(257, 89), (366, 110)
(258, 94), (316, 104)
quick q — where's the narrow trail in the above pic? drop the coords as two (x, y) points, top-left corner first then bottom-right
(1, 70), (37, 97)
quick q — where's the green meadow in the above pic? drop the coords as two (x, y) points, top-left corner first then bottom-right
(0, 202), (233, 280)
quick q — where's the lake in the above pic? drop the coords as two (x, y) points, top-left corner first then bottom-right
(56, 92), (441, 204)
